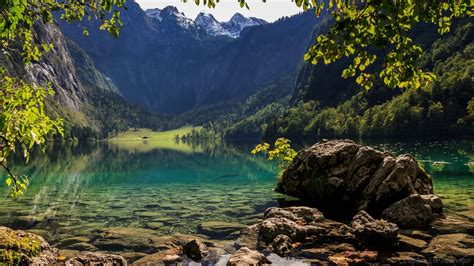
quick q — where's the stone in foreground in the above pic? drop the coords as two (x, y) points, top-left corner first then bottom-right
(277, 140), (435, 217)
(271, 234), (293, 257)
(351, 211), (399, 244)
(382, 194), (443, 228)
(226, 247), (271, 266)
(0, 226), (58, 264)
(183, 239), (208, 262)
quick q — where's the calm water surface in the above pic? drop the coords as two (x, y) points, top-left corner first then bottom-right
(0, 139), (472, 249)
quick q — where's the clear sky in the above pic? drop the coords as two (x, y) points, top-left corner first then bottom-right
(135, 0), (303, 22)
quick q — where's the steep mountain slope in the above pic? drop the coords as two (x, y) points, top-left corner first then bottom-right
(1, 22), (171, 139)
(262, 19), (474, 140)
(59, 1), (319, 113)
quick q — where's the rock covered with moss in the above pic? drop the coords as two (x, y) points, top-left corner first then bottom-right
(277, 139), (438, 223)
(0, 226), (58, 264)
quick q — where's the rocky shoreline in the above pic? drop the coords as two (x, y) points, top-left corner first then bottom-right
(1, 140), (473, 265)
(2, 206), (473, 265)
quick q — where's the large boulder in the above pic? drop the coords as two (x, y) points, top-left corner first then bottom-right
(382, 194), (443, 227)
(277, 140), (435, 217)
(65, 252), (127, 266)
(226, 247), (271, 266)
(0, 226), (58, 264)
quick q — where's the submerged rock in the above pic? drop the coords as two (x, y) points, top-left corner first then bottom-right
(92, 227), (159, 253)
(198, 221), (245, 239)
(132, 252), (182, 265)
(226, 247), (271, 266)
(65, 251), (127, 266)
(382, 252), (428, 264)
(350, 211), (398, 245)
(421, 233), (474, 263)
(397, 234), (428, 252)
(328, 250), (378, 265)
(277, 140), (435, 218)
(183, 239), (208, 262)
(0, 226), (58, 264)
(382, 194), (443, 227)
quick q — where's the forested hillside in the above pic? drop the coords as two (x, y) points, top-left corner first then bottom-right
(261, 19), (474, 141)
(0, 23), (175, 140)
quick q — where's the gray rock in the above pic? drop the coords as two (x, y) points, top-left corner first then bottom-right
(183, 239), (208, 262)
(382, 194), (443, 227)
(277, 140), (435, 217)
(271, 234), (292, 257)
(65, 251), (127, 266)
(226, 247), (271, 266)
(264, 206), (324, 225)
(351, 211), (399, 244)
(259, 217), (306, 244)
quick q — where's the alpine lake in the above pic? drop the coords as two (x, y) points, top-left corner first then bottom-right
(0, 138), (473, 258)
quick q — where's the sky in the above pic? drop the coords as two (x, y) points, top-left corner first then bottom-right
(135, 0), (303, 22)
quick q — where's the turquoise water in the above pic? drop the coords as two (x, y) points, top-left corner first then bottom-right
(0, 139), (472, 250)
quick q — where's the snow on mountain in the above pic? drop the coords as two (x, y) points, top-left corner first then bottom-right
(145, 6), (267, 38)
(145, 8), (163, 22)
(194, 12), (229, 37)
(222, 13), (267, 38)
(146, 6), (195, 30)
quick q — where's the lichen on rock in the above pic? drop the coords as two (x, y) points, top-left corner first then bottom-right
(0, 226), (57, 264)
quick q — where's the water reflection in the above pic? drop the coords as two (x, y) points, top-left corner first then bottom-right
(0, 139), (472, 249)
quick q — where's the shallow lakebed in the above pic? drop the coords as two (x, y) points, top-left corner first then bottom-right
(0, 139), (472, 254)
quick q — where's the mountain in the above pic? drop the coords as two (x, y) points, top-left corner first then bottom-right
(260, 19), (474, 141)
(147, 8), (267, 38)
(194, 12), (229, 37)
(221, 13), (267, 38)
(59, 1), (318, 113)
(1, 22), (173, 139)
(193, 12), (268, 38)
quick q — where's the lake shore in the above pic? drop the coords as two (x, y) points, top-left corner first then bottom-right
(1, 139), (472, 264)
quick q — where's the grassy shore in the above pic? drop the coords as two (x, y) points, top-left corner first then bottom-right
(106, 127), (204, 153)
(108, 126), (203, 141)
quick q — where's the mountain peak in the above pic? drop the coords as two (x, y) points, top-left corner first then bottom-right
(145, 8), (163, 21)
(223, 13), (267, 38)
(161, 6), (179, 14)
(147, 6), (266, 38)
(149, 6), (195, 30)
(230, 13), (245, 21)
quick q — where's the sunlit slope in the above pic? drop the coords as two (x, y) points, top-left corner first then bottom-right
(107, 127), (204, 153)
